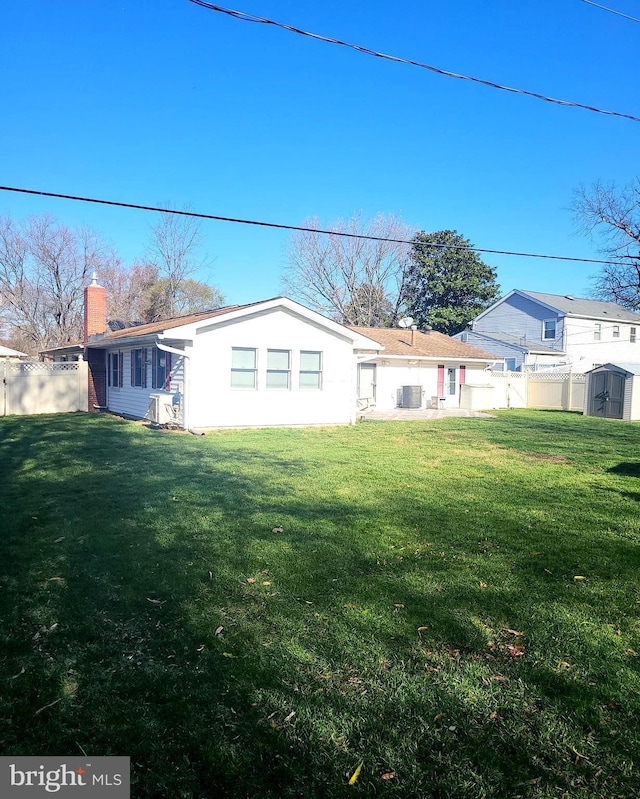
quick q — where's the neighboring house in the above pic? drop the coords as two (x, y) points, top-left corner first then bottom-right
(40, 343), (84, 362)
(350, 326), (496, 410)
(0, 345), (28, 360)
(81, 278), (380, 429)
(453, 330), (569, 372)
(457, 289), (640, 372)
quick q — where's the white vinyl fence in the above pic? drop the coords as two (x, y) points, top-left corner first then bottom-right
(1, 360), (88, 416)
(488, 371), (586, 411)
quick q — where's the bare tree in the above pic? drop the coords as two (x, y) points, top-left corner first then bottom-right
(143, 209), (223, 319)
(0, 215), (112, 352)
(282, 213), (412, 326)
(573, 180), (640, 310)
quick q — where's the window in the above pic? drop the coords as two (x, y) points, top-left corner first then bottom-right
(631, 327), (637, 344)
(266, 349), (291, 389)
(231, 347), (257, 389)
(108, 352), (123, 388)
(505, 357), (517, 372)
(542, 320), (556, 340)
(447, 367), (456, 395)
(131, 348), (147, 388)
(613, 325), (620, 338)
(152, 348), (172, 389)
(594, 323), (601, 341)
(299, 350), (322, 389)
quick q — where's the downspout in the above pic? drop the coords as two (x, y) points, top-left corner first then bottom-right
(156, 339), (191, 431)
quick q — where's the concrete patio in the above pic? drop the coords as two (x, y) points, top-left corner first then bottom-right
(359, 407), (495, 421)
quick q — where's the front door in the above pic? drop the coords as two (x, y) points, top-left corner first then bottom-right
(591, 370), (624, 419)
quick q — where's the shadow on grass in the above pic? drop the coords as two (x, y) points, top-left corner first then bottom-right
(0, 414), (639, 798)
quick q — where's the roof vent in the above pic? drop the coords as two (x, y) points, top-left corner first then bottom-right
(565, 294), (574, 300)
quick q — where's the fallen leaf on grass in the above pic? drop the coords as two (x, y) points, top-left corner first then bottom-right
(491, 675), (507, 682)
(262, 581), (272, 586)
(508, 645), (526, 658)
(417, 626), (428, 633)
(393, 603), (405, 608)
(146, 598), (165, 605)
(53, 537), (65, 544)
(215, 626), (224, 637)
(222, 652), (235, 658)
(574, 575), (587, 581)
(246, 577), (256, 584)
(348, 761), (363, 785)
(502, 628), (523, 637)
(283, 711), (296, 723)
(381, 771), (396, 780)
(272, 526), (284, 533)
(479, 582), (488, 588)
(558, 660), (572, 668)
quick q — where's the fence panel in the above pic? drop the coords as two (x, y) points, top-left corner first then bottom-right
(2, 361), (88, 416)
(527, 373), (586, 411)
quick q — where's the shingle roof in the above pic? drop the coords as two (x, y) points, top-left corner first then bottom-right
(97, 300), (270, 341)
(520, 291), (640, 322)
(470, 331), (564, 355)
(349, 326), (496, 360)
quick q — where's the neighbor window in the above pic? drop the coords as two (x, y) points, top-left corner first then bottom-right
(152, 348), (172, 389)
(131, 348), (147, 388)
(542, 319), (556, 340)
(594, 323), (601, 341)
(231, 347), (257, 389)
(108, 352), (123, 388)
(631, 327), (637, 344)
(299, 351), (322, 389)
(505, 357), (517, 372)
(613, 325), (620, 338)
(266, 349), (291, 389)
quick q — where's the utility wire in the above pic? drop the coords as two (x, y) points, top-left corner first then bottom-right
(0, 184), (635, 268)
(187, 0), (640, 123)
(579, 0), (640, 24)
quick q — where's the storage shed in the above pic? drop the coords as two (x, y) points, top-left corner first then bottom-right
(584, 363), (640, 421)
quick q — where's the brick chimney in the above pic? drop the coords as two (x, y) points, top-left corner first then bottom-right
(84, 272), (107, 342)
(84, 272), (107, 412)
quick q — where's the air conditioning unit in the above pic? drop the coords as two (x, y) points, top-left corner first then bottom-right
(148, 392), (179, 425)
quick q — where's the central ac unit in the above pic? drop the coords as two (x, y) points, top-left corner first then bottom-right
(148, 392), (178, 425)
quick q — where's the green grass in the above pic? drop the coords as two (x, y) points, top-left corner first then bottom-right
(1, 410), (639, 798)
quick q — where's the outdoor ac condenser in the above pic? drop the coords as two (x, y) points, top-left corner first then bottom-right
(148, 392), (177, 425)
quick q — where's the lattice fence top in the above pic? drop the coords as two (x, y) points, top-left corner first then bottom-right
(529, 372), (586, 382)
(8, 361), (80, 373)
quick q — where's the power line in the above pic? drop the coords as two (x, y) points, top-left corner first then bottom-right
(187, 0), (640, 124)
(0, 184), (635, 269)
(579, 0), (640, 24)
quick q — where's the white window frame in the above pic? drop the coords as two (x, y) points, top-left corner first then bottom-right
(594, 323), (601, 341)
(266, 349), (291, 390)
(231, 347), (258, 389)
(631, 327), (637, 344)
(299, 351), (322, 390)
(542, 319), (556, 340)
(613, 325), (620, 338)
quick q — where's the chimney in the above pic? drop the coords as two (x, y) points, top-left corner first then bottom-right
(411, 324), (417, 346)
(84, 272), (107, 342)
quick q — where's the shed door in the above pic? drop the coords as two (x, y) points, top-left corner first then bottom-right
(590, 370), (624, 419)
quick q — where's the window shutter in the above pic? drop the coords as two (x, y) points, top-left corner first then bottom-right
(165, 353), (172, 389)
(152, 348), (157, 389)
(437, 365), (445, 396)
(118, 352), (123, 388)
(130, 350), (135, 386)
(142, 348), (147, 388)
(459, 365), (466, 384)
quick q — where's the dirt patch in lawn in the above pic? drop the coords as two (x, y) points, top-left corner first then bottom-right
(523, 452), (570, 463)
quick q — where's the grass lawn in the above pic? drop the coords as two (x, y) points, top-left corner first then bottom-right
(1, 410), (639, 798)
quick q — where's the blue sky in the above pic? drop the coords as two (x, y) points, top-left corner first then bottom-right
(1, 0), (638, 305)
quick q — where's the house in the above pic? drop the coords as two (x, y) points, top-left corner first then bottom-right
(453, 330), (569, 372)
(455, 290), (640, 372)
(349, 326), (496, 410)
(82, 277), (382, 429)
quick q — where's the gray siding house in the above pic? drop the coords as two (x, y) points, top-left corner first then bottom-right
(455, 290), (640, 372)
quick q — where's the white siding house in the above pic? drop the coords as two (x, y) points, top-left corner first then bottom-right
(88, 298), (380, 429)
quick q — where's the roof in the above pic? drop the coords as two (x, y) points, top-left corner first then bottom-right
(518, 291), (640, 322)
(97, 302), (259, 341)
(349, 326), (496, 360)
(0, 344), (28, 357)
(468, 330), (564, 355)
(588, 362), (640, 376)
